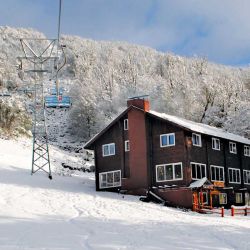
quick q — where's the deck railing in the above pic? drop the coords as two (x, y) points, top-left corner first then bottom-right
(231, 206), (250, 216)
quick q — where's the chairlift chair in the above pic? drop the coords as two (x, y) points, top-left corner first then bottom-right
(44, 94), (71, 108)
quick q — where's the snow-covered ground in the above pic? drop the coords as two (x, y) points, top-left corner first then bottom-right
(0, 138), (249, 250)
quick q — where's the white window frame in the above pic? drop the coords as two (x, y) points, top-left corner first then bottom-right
(243, 170), (250, 185)
(229, 142), (237, 154)
(212, 138), (220, 151)
(244, 145), (250, 157)
(191, 162), (207, 180)
(219, 193), (227, 205)
(99, 170), (121, 189)
(124, 140), (130, 152)
(235, 193), (243, 204)
(192, 133), (202, 147)
(160, 133), (175, 147)
(156, 162), (183, 182)
(124, 119), (128, 130)
(210, 165), (225, 182)
(228, 168), (241, 184)
(102, 143), (115, 157)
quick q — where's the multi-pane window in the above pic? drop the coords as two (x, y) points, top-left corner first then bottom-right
(219, 193), (227, 204)
(156, 163), (183, 182)
(228, 168), (241, 184)
(102, 143), (115, 157)
(191, 163), (206, 180)
(124, 119), (128, 130)
(229, 142), (237, 154)
(192, 133), (202, 147)
(160, 133), (175, 147)
(244, 145), (250, 157)
(235, 193), (243, 203)
(99, 170), (121, 189)
(212, 138), (220, 151)
(210, 165), (225, 182)
(125, 140), (130, 152)
(243, 170), (250, 184)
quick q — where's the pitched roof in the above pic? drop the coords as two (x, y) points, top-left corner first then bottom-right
(189, 177), (213, 188)
(149, 110), (250, 145)
(84, 106), (250, 149)
(84, 105), (144, 149)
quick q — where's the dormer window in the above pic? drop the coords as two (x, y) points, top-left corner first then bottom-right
(124, 119), (128, 130)
(229, 142), (237, 154)
(192, 133), (202, 147)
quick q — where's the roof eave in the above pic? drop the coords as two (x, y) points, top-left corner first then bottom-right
(84, 105), (144, 149)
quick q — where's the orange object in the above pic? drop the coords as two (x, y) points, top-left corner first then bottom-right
(213, 181), (225, 188)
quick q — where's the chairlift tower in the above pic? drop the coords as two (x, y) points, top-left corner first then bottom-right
(18, 39), (59, 179)
(17, 0), (65, 179)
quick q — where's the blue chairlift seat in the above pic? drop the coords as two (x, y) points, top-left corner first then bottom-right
(45, 95), (71, 108)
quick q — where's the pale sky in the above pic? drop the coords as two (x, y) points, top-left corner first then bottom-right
(1, 0), (250, 66)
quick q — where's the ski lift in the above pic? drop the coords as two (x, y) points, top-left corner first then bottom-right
(44, 95), (71, 108)
(45, 85), (71, 108)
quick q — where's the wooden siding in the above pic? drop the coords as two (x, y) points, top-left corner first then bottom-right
(94, 117), (126, 191)
(147, 116), (188, 187)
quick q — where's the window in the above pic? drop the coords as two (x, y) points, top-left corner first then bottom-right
(199, 192), (208, 204)
(99, 170), (121, 189)
(219, 193), (227, 205)
(245, 193), (250, 206)
(192, 133), (202, 147)
(156, 163), (183, 182)
(125, 140), (130, 152)
(235, 193), (243, 203)
(229, 142), (237, 154)
(244, 170), (250, 184)
(244, 145), (250, 157)
(212, 138), (220, 151)
(210, 165), (224, 182)
(228, 168), (241, 184)
(102, 143), (115, 157)
(191, 162), (206, 180)
(160, 133), (175, 147)
(124, 119), (128, 130)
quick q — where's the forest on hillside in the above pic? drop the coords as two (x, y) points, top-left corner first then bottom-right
(0, 26), (249, 140)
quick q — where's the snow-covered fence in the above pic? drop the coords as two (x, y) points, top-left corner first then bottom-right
(231, 206), (250, 216)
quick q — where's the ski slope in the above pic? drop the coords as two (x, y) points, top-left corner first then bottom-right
(0, 138), (249, 250)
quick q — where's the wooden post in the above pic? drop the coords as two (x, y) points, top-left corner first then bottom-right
(200, 191), (203, 209)
(231, 206), (234, 216)
(221, 207), (224, 217)
(210, 192), (213, 210)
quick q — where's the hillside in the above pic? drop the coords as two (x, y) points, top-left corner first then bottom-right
(0, 138), (250, 250)
(0, 26), (249, 142)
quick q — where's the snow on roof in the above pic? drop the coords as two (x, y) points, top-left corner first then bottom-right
(189, 177), (211, 188)
(149, 110), (250, 145)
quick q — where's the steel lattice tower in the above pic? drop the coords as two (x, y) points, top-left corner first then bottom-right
(17, 0), (65, 179)
(18, 39), (59, 179)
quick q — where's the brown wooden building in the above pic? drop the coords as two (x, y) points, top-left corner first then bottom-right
(84, 97), (250, 209)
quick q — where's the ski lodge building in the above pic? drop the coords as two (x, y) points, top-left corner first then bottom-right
(84, 97), (250, 209)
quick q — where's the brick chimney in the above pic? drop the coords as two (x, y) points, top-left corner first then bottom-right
(127, 95), (150, 112)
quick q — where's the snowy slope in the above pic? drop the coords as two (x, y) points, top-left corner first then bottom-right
(0, 138), (250, 250)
